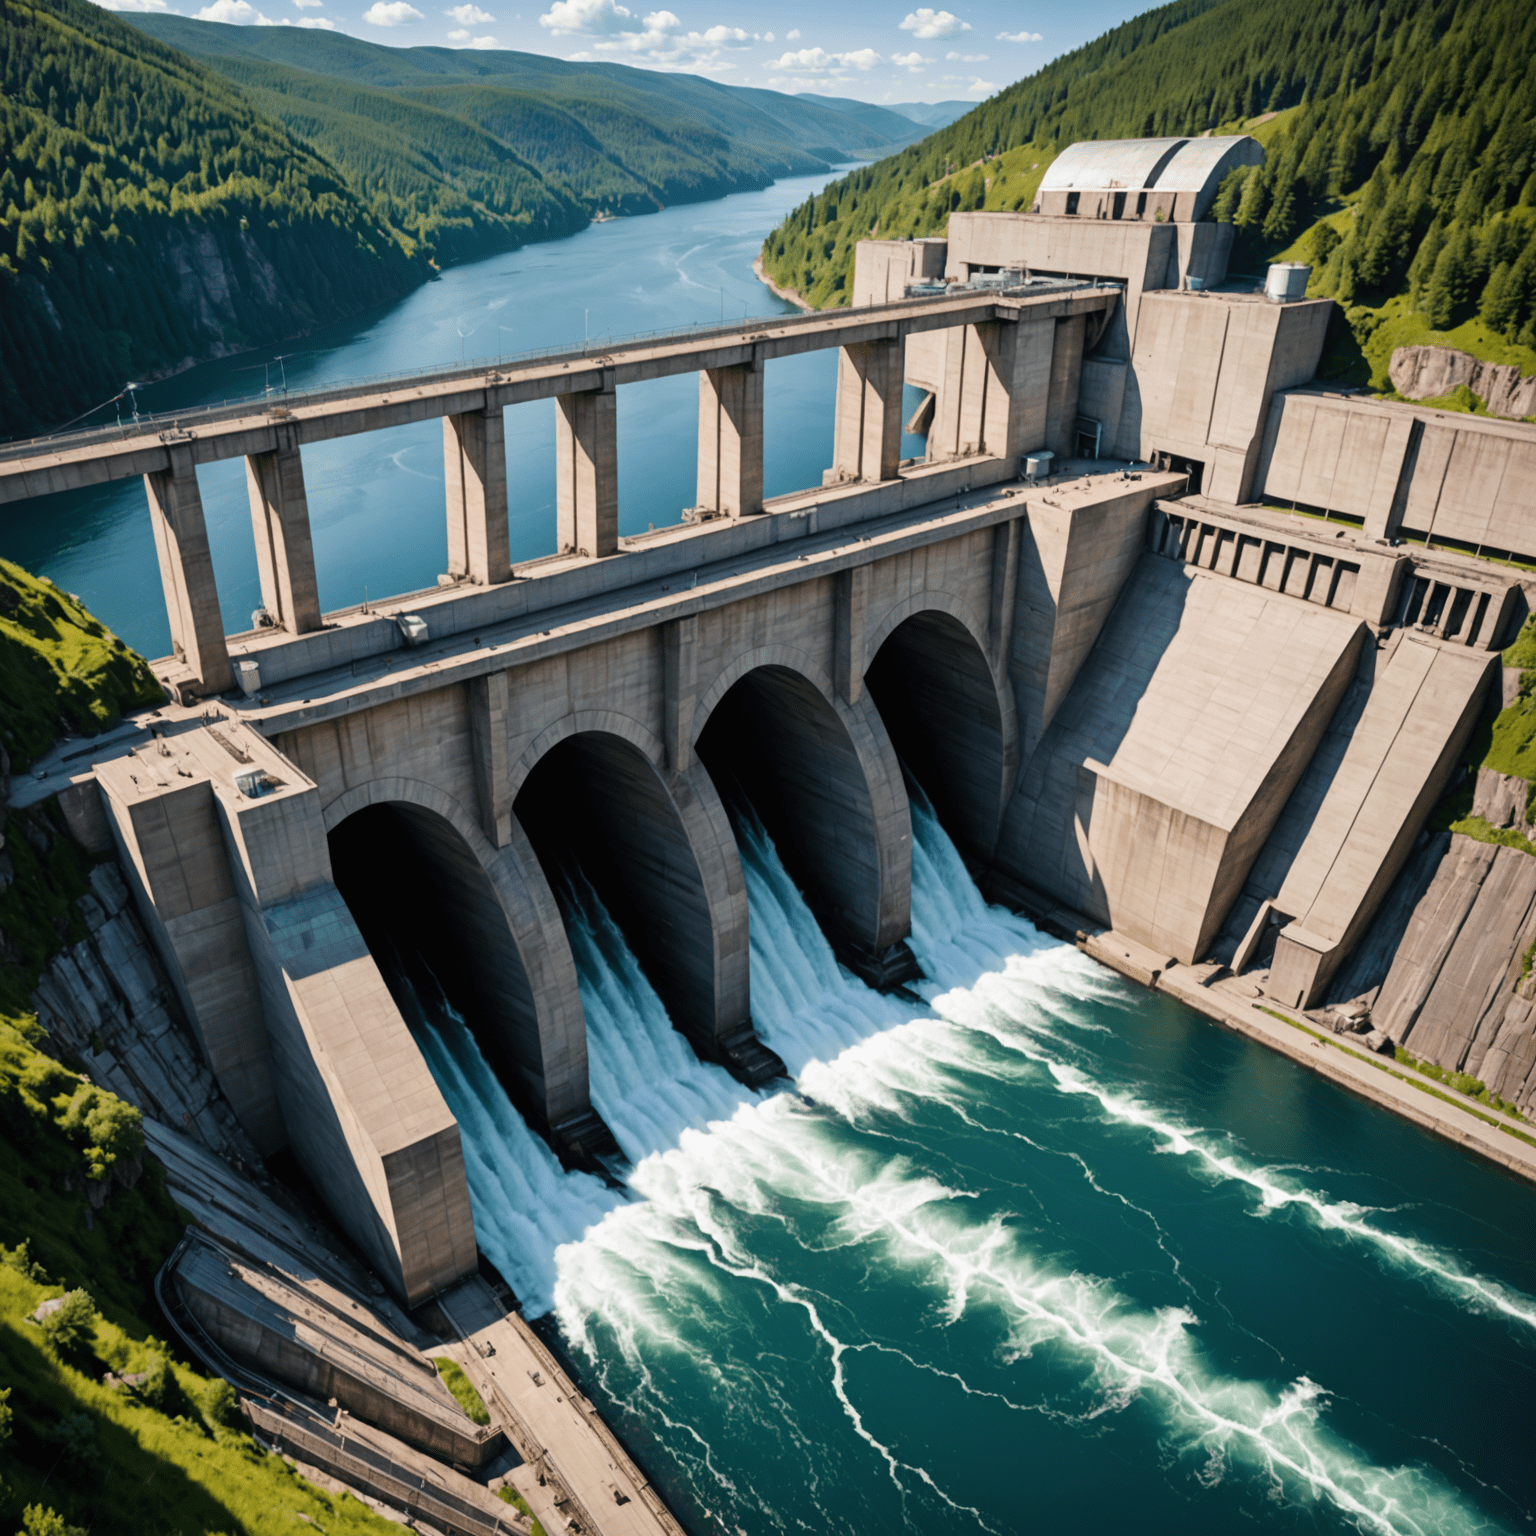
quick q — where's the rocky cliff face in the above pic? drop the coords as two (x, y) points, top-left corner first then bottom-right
(31, 859), (260, 1169)
(1327, 795), (1536, 1113)
(1389, 345), (1536, 420)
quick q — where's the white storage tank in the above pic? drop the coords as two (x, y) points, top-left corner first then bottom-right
(1023, 450), (1055, 482)
(1265, 262), (1311, 303)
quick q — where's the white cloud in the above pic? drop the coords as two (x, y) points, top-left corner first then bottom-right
(448, 25), (469, 35)
(945, 50), (986, 60)
(996, 28), (1041, 42)
(296, 14), (338, 23)
(196, 0), (272, 20)
(768, 44), (882, 74)
(364, 0), (423, 18)
(540, 2), (763, 64)
(97, 0), (170, 10)
(785, 26), (798, 38)
(762, 29), (772, 40)
(294, 0), (324, 9)
(469, 31), (498, 42)
(539, 0), (636, 32)
(891, 50), (928, 70)
(899, 8), (969, 40)
(446, 2), (494, 17)
(966, 75), (995, 93)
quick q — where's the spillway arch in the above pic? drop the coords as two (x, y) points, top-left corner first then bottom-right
(862, 592), (1018, 859)
(508, 709), (751, 1060)
(320, 775), (591, 1131)
(691, 642), (912, 960)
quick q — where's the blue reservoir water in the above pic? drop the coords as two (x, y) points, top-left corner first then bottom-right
(0, 167), (927, 658)
(409, 801), (1536, 1536)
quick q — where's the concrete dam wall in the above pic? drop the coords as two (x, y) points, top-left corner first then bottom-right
(11, 210), (1536, 1316)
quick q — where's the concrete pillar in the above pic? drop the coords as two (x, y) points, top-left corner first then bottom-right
(245, 445), (322, 634)
(1044, 314), (1087, 459)
(930, 324), (1004, 463)
(144, 450), (231, 695)
(697, 362), (763, 517)
(983, 318), (1056, 460)
(469, 671), (511, 848)
(830, 339), (904, 484)
(443, 408), (511, 584)
(989, 516), (1022, 671)
(835, 565), (869, 706)
(556, 385), (618, 558)
(663, 615), (698, 773)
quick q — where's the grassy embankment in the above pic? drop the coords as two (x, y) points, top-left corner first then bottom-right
(0, 557), (402, 1534)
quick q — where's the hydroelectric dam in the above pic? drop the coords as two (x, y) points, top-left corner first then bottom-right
(8, 133), (1536, 1536)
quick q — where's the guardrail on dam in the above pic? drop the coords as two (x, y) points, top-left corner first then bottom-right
(9, 251), (1531, 1329)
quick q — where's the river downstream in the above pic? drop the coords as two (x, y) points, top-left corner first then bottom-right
(8, 171), (1536, 1536)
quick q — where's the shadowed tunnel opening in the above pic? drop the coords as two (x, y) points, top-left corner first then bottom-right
(329, 802), (544, 1116)
(866, 611), (1007, 861)
(514, 732), (726, 1057)
(696, 664), (887, 963)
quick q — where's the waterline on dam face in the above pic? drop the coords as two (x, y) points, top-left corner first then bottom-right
(404, 806), (1536, 1534)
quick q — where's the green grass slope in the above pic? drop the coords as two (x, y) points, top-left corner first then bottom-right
(0, 0), (424, 442)
(762, 0), (1536, 403)
(0, 557), (163, 774)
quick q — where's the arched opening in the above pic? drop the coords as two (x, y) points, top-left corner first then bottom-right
(696, 663), (909, 974)
(512, 731), (743, 1059)
(328, 801), (545, 1114)
(865, 609), (1008, 859)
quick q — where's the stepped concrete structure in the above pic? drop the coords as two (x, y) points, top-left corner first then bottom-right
(9, 144), (1535, 1320)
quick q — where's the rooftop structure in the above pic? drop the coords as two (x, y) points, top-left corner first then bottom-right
(1037, 134), (1264, 222)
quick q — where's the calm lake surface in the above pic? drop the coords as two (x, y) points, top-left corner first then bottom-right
(9, 167), (1536, 1536)
(1, 166), (926, 657)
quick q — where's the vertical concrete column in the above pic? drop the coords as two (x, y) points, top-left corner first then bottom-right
(144, 449), (232, 695)
(989, 517), (1022, 671)
(930, 324), (999, 463)
(468, 670), (511, 847)
(663, 614), (698, 772)
(443, 407), (511, 584)
(834, 565), (869, 706)
(830, 339), (904, 483)
(1044, 314), (1087, 459)
(556, 384), (618, 557)
(696, 361), (764, 517)
(982, 318), (1056, 459)
(245, 441), (322, 634)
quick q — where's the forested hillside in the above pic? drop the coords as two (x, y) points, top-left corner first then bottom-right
(763, 0), (1536, 391)
(131, 17), (924, 252)
(0, 0), (424, 441)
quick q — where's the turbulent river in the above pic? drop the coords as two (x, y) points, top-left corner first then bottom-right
(9, 166), (1536, 1534)
(406, 798), (1536, 1536)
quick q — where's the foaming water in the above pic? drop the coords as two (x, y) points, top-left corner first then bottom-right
(404, 801), (1532, 1532)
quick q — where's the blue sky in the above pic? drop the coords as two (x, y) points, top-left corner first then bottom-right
(96, 0), (1145, 105)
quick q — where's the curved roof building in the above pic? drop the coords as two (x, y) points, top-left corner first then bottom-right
(1037, 135), (1264, 222)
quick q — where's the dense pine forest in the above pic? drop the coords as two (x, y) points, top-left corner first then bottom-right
(762, 0), (1536, 391)
(0, 0), (425, 440)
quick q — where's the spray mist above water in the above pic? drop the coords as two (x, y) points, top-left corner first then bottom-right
(406, 799), (1532, 1534)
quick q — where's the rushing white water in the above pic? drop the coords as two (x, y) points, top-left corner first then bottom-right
(405, 799), (1529, 1532)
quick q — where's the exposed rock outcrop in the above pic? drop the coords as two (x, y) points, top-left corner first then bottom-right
(1389, 345), (1536, 420)
(1327, 827), (1536, 1111)
(31, 861), (261, 1169)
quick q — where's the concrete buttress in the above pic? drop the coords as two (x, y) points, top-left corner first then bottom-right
(557, 384), (618, 558)
(245, 441), (322, 634)
(144, 450), (232, 696)
(443, 408), (511, 585)
(697, 362), (763, 517)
